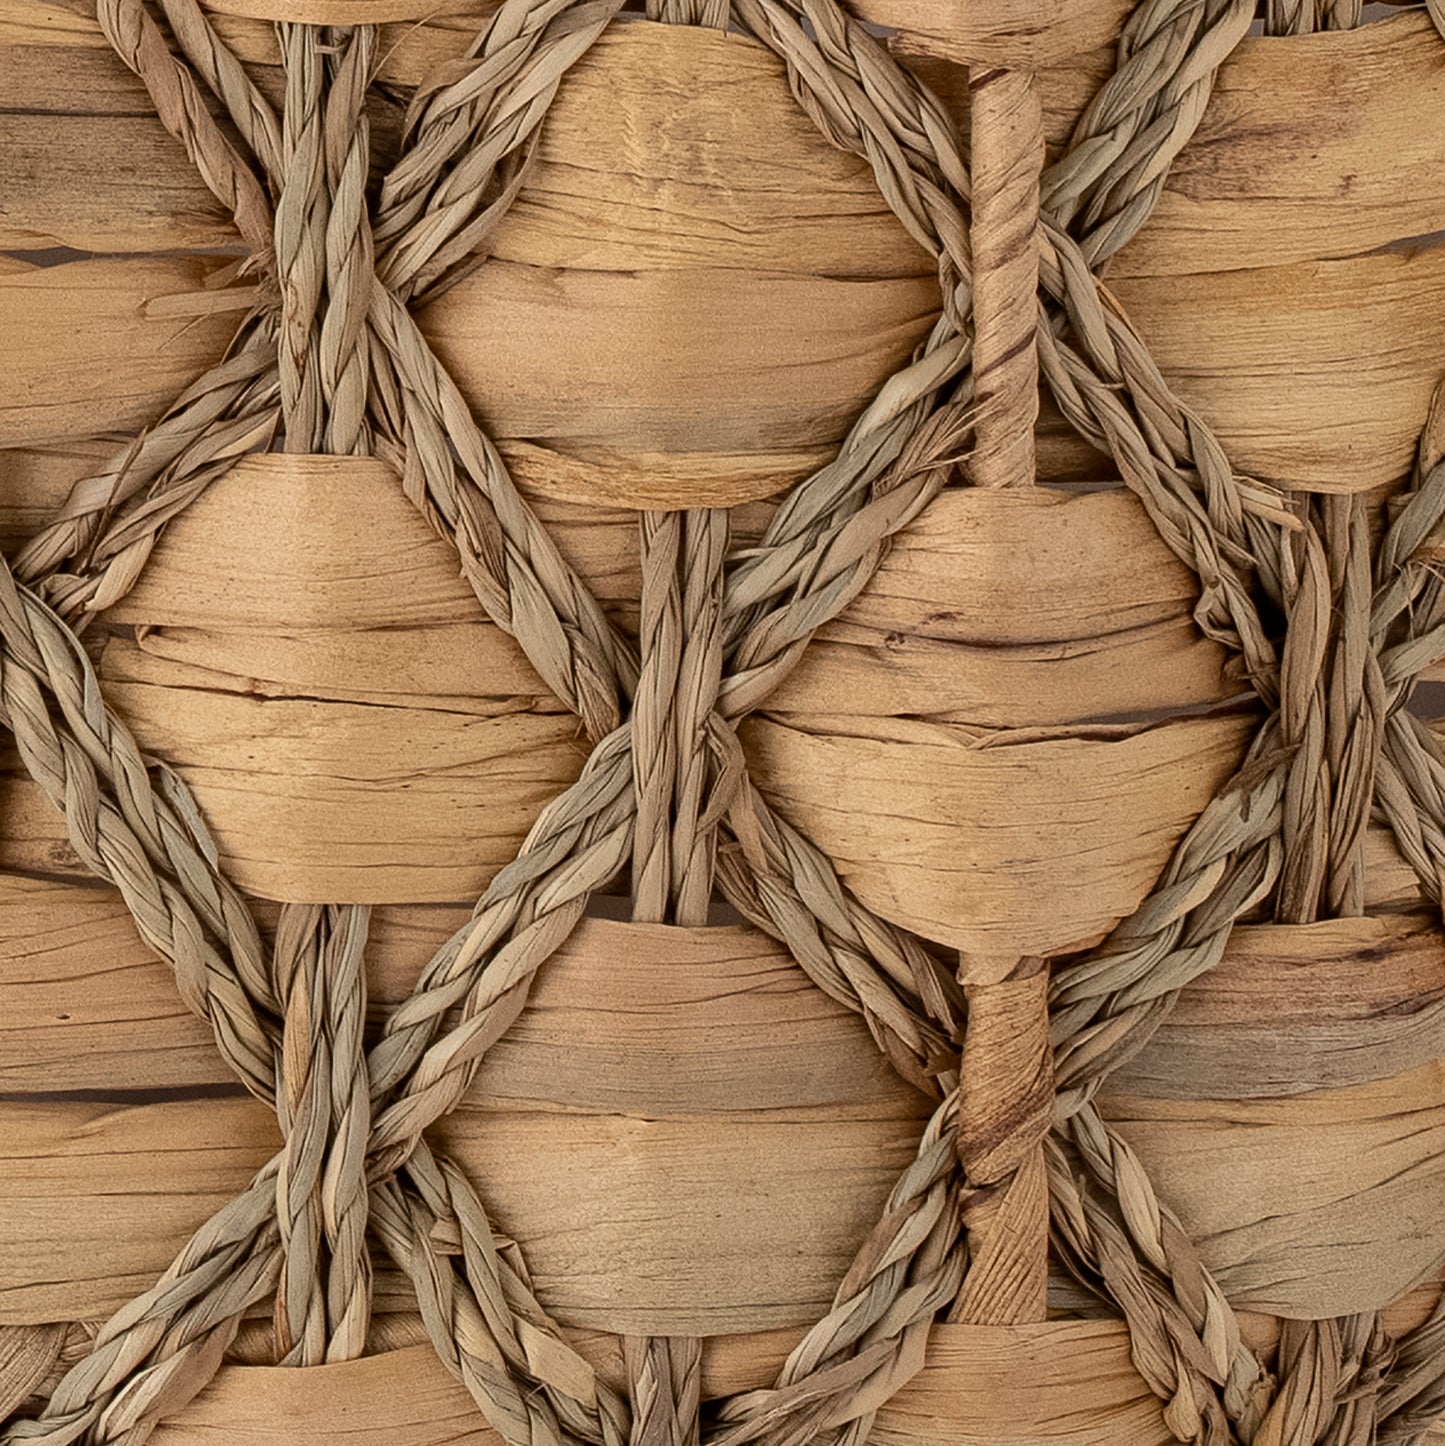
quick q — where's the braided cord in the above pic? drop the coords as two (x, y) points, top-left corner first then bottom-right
(13, 2), (1445, 1445)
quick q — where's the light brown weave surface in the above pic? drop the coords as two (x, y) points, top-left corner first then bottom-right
(2, 0), (1445, 1442)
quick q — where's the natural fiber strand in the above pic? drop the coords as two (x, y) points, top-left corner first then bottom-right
(5, 2), (1445, 1445)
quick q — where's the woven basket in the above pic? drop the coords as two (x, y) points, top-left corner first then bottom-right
(4, 0), (1445, 1441)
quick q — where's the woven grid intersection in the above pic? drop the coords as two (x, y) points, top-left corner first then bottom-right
(3, 1), (1445, 1444)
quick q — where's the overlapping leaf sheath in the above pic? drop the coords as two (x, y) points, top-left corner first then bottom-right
(2, 1), (1445, 1445)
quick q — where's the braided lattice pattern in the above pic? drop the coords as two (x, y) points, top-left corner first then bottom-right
(4, 2), (1445, 1446)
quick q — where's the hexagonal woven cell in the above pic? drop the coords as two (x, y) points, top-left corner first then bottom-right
(3, 2), (1445, 1444)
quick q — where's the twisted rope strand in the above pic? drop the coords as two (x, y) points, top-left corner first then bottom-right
(372, 1144), (631, 1446)
(0, 557), (279, 1096)
(155, 0), (282, 179)
(1042, 0), (1255, 267)
(625, 502), (730, 1446)
(2, 1168), (283, 1444)
(710, 1093), (965, 1446)
(272, 904), (374, 1366)
(93, 0), (274, 258)
(17, 2), (1443, 1445)
(319, 27), (377, 454)
(275, 21), (329, 451)
(13, 316), (281, 618)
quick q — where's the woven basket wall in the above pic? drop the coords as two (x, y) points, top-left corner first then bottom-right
(4, 0), (1445, 1441)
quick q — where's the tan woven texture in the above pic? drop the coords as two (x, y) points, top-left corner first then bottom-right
(3, 0), (1445, 1442)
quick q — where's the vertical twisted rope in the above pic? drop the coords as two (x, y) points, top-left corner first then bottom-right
(273, 904), (373, 1366)
(1321, 493), (1384, 919)
(1261, 409), (1444, 1439)
(265, 21), (384, 1371)
(626, 507), (728, 1446)
(1258, 485), (1395, 1442)
(625, 1338), (701, 1446)
(670, 509), (730, 925)
(319, 26), (376, 454)
(948, 958), (1054, 1325)
(1254, 1314), (1394, 1445)
(276, 22), (327, 453)
(276, 24), (374, 454)
(623, 28), (736, 1432)
(273, 904), (333, 1365)
(1276, 490), (1385, 927)
(967, 67), (1041, 493)
(1276, 520), (1332, 923)
(632, 511), (684, 923)
(947, 64), (1054, 1331)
